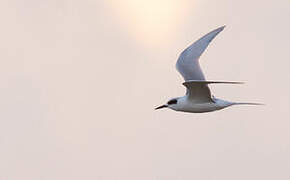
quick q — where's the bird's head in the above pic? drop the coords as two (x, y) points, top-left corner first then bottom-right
(155, 98), (179, 110)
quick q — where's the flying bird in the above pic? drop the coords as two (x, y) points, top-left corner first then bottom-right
(155, 26), (262, 113)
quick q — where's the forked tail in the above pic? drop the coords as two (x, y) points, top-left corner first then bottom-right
(233, 102), (265, 106)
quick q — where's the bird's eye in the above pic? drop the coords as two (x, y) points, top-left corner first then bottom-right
(168, 99), (177, 105)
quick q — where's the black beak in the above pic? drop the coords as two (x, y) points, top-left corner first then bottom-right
(155, 104), (168, 110)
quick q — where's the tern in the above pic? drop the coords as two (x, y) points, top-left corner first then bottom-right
(155, 26), (262, 113)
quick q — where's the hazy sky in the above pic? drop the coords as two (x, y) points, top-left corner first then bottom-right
(0, 0), (290, 179)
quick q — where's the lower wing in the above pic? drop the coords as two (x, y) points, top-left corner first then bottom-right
(182, 80), (244, 87)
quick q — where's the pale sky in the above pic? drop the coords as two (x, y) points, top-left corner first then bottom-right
(0, 0), (290, 179)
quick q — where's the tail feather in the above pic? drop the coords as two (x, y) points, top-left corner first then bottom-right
(233, 102), (265, 106)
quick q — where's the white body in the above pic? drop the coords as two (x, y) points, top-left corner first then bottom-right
(169, 96), (234, 113)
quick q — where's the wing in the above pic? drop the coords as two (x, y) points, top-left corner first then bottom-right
(182, 80), (243, 103)
(182, 81), (212, 103)
(176, 26), (225, 81)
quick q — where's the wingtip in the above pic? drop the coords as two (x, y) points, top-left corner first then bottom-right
(234, 81), (244, 84)
(218, 25), (226, 31)
(210, 25), (226, 35)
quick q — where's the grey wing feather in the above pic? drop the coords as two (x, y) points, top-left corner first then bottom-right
(176, 26), (225, 81)
(182, 80), (243, 102)
(183, 80), (244, 85)
(182, 81), (212, 102)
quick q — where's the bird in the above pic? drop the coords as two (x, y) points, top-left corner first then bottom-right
(155, 26), (263, 113)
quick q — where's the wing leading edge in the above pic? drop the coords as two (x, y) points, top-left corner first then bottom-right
(176, 26), (225, 81)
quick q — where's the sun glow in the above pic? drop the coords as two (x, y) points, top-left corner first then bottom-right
(107, 0), (190, 46)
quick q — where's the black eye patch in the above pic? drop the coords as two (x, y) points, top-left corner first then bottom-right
(168, 99), (177, 105)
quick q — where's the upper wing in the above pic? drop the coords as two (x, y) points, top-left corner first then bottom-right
(176, 26), (225, 81)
